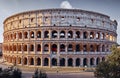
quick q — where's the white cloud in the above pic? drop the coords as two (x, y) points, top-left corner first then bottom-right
(60, 0), (73, 9)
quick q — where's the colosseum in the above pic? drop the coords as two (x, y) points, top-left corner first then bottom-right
(3, 9), (117, 68)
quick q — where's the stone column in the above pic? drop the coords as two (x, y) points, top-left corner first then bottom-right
(65, 57), (68, 67)
(49, 57), (51, 68)
(80, 58), (83, 67)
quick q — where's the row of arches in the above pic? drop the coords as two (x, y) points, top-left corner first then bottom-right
(3, 43), (110, 52)
(4, 30), (116, 42)
(4, 56), (105, 67)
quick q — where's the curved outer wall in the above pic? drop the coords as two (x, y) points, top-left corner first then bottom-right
(3, 9), (117, 67)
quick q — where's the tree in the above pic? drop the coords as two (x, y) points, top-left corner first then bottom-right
(94, 45), (120, 78)
(0, 66), (22, 78)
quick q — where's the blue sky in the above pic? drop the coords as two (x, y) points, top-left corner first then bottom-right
(0, 0), (120, 44)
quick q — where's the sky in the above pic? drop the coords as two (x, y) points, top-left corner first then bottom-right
(0, 0), (120, 44)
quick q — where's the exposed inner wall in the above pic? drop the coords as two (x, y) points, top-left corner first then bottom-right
(3, 9), (117, 67)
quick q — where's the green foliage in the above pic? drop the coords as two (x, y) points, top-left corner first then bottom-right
(0, 66), (22, 78)
(94, 45), (120, 78)
(32, 69), (47, 78)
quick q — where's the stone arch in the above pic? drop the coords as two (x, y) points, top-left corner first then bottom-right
(68, 31), (73, 38)
(83, 58), (88, 66)
(60, 44), (65, 52)
(37, 44), (41, 51)
(30, 31), (34, 38)
(36, 57), (41, 65)
(83, 45), (87, 52)
(30, 57), (34, 65)
(90, 58), (94, 66)
(102, 45), (105, 52)
(23, 44), (27, 51)
(30, 44), (34, 51)
(60, 31), (65, 38)
(23, 57), (27, 65)
(44, 44), (49, 52)
(68, 44), (73, 52)
(24, 31), (28, 39)
(52, 58), (57, 66)
(96, 57), (100, 65)
(18, 32), (22, 39)
(76, 44), (80, 52)
(44, 31), (49, 38)
(37, 31), (41, 38)
(18, 57), (21, 64)
(52, 30), (57, 38)
(68, 58), (73, 66)
(76, 58), (80, 66)
(60, 58), (65, 66)
(90, 32), (94, 39)
(83, 31), (88, 39)
(90, 45), (94, 52)
(51, 44), (57, 53)
(76, 31), (80, 38)
(44, 58), (49, 66)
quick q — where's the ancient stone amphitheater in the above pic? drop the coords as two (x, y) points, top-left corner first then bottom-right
(3, 9), (117, 68)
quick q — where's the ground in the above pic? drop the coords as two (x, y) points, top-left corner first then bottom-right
(0, 57), (95, 78)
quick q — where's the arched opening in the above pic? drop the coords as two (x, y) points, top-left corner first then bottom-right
(14, 33), (16, 39)
(30, 58), (34, 65)
(23, 57), (27, 65)
(18, 57), (21, 64)
(52, 58), (57, 66)
(44, 44), (49, 52)
(90, 58), (94, 66)
(101, 33), (105, 39)
(37, 58), (41, 65)
(96, 32), (100, 39)
(68, 44), (73, 52)
(83, 58), (88, 66)
(30, 31), (34, 38)
(90, 45), (94, 52)
(52, 30), (57, 38)
(30, 44), (34, 51)
(51, 44), (57, 54)
(18, 32), (22, 39)
(44, 58), (49, 66)
(102, 45), (105, 52)
(44, 31), (49, 38)
(37, 44), (41, 51)
(76, 44), (80, 52)
(83, 31), (88, 39)
(18, 44), (21, 51)
(23, 44), (27, 51)
(60, 58), (65, 66)
(9, 56), (12, 63)
(90, 32), (94, 39)
(76, 31), (80, 38)
(24, 32), (28, 39)
(13, 44), (16, 51)
(60, 44), (65, 52)
(83, 45), (87, 52)
(12, 57), (16, 65)
(37, 31), (41, 38)
(68, 31), (73, 38)
(68, 58), (73, 66)
(96, 57), (100, 65)
(96, 45), (100, 52)
(76, 58), (80, 66)
(60, 31), (65, 38)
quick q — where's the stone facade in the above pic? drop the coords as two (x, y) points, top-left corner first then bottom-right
(3, 9), (117, 67)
